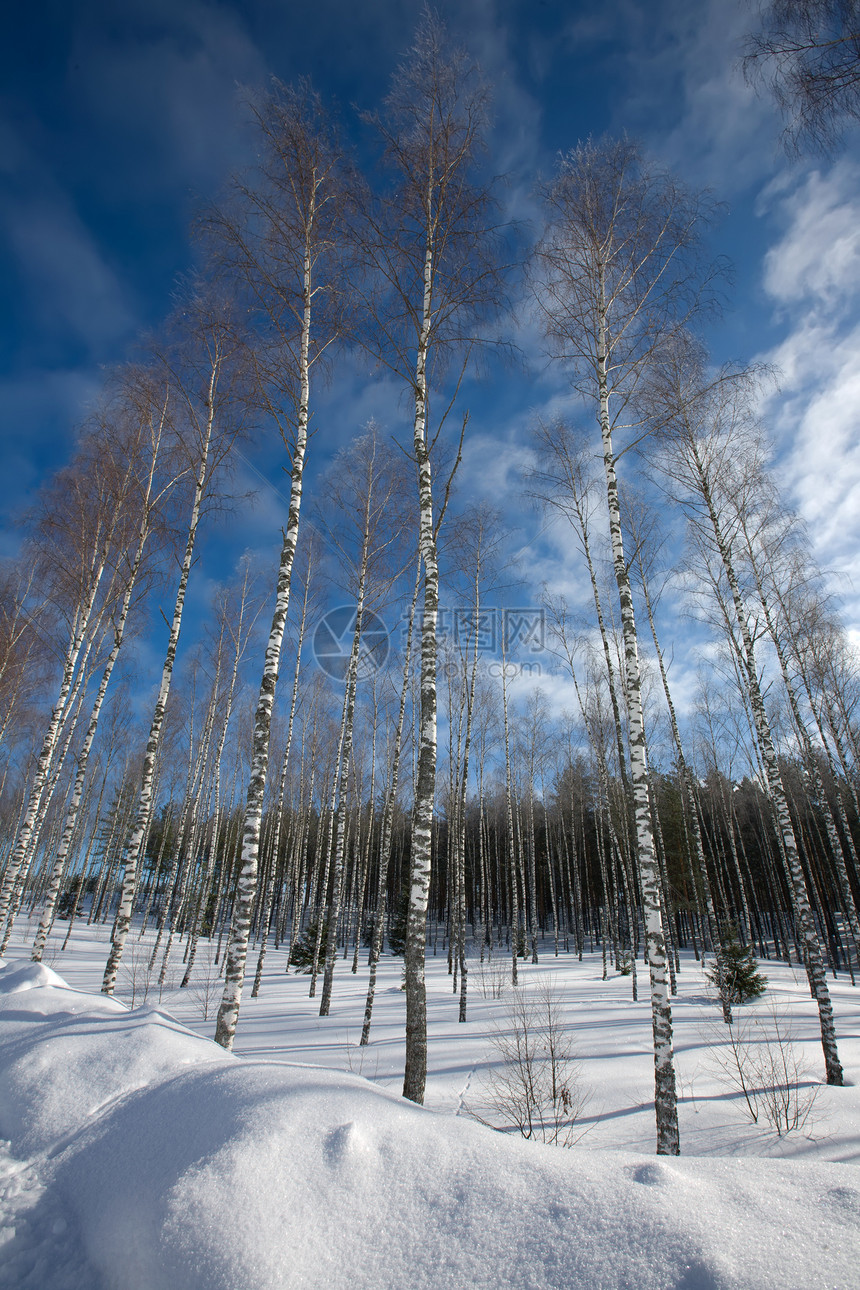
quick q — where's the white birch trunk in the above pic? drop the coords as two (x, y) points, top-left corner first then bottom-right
(456, 567), (482, 1021)
(500, 628), (520, 987)
(33, 410), (173, 962)
(319, 569), (368, 1016)
(0, 557), (107, 933)
(638, 563), (718, 954)
(693, 444), (843, 1084)
(250, 571), (309, 998)
(361, 557), (420, 1045)
(746, 535), (860, 972)
(214, 237), (312, 1049)
(102, 370), (217, 996)
(182, 638), (244, 981)
(403, 231), (438, 1104)
(32, 602), (132, 961)
(597, 299), (679, 1154)
(1, 631), (101, 951)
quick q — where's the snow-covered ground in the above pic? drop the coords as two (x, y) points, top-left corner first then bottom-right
(2, 916), (860, 1289)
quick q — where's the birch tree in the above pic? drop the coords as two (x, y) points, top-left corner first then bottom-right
(528, 422), (635, 848)
(0, 398), (157, 943)
(102, 291), (243, 995)
(182, 561), (261, 987)
(316, 426), (409, 1017)
(652, 342), (844, 1084)
(32, 372), (177, 961)
(213, 82), (350, 1049)
(734, 496), (860, 973)
(448, 505), (505, 1015)
(360, 9), (503, 1105)
(624, 498), (720, 957)
(360, 553), (420, 1045)
(743, 0), (860, 154)
(533, 139), (719, 1153)
(0, 564), (48, 762)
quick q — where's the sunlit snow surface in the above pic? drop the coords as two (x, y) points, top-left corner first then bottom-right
(2, 923), (860, 1289)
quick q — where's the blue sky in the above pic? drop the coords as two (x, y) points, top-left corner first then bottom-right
(2, 0), (859, 742)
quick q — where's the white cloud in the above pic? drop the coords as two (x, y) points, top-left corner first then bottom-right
(754, 159), (860, 633)
(661, 17), (775, 188)
(1, 194), (136, 352)
(459, 431), (536, 501)
(312, 359), (406, 452)
(602, 0), (781, 193)
(500, 661), (581, 722)
(768, 317), (860, 601)
(761, 163), (860, 308)
(450, 0), (546, 224)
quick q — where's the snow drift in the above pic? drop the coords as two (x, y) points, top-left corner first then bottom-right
(1, 957), (859, 1290)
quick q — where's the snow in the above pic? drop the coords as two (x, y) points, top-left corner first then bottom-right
(2, 922), (860, 1289)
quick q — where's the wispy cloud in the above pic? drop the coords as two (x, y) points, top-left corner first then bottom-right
(656, 0), (778, 190)
(66, 0), (268, 202)
(1, 189), (136, 354)
(596, 0), (781, 192)
(769, 317), (860, 589)
(757, 160), (860, 624)
(0, 366), (103, 538)
(760, 162), (860, 310)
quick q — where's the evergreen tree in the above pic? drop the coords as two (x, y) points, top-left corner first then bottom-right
(387, 887), (409, 957)
(708, 923), (768, 1025)
(290, 919), (328, 973)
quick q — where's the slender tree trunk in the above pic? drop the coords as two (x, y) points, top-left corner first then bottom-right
(636, 557), (718, 956)
(102, 365), (219, 996)
(320, 482), (374, 1016)
(0, 558), (108, 933)
(214, 197), (315, 1047)
(361, 557), (420, 1045)
(692, 442), (843, 1084)
(403, 231), (440, 1104)
(597, 293), (679, 1154)
(181, 573), (253, 987)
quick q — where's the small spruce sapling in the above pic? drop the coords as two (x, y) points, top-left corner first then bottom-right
(387, 887), (409, 956)
(289, 919), (328, 972)
(707, 923), (767, 1024)
(56, 874), (83, 919)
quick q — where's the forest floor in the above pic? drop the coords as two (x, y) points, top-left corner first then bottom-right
(2, 915), (860, 1288)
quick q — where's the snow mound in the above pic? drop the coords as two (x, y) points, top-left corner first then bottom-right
(0, 957), (226, 1157)
(0, 960), (78, 996)
(1, 958), (859, 1290)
